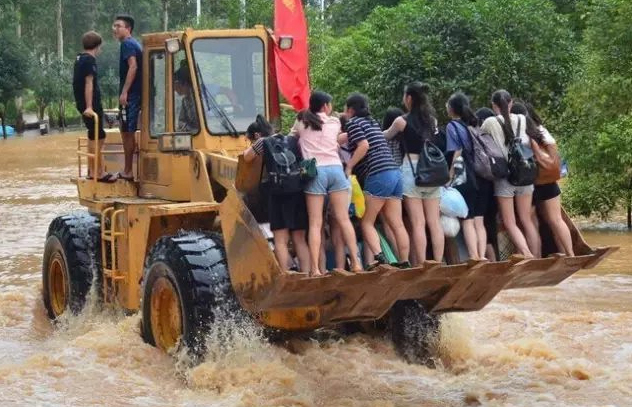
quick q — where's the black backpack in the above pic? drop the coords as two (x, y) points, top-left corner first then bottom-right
(502, 116), (538, 186)
(262, 134), (304, 194)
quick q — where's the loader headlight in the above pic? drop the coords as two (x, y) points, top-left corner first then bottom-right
(158, 133), (192, 153)
(278, 36), (293, 50)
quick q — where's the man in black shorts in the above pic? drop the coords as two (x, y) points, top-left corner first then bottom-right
(72, 31), (114, 182)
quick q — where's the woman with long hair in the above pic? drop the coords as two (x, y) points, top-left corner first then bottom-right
(445, 92), (491, 260)
(384, 82), (444, 264)
(511, 102), (574, 256)
(480, 90), (541, 258)
(293, 91), (362, 276)
(344, 93), (410, 268)
(243, 115), (310, 272)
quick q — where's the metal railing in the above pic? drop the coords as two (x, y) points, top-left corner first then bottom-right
(76, 111), (125, 183)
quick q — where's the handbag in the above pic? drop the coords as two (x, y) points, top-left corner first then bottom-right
(299, 158), (318, 181)
(532, 141), (561, 185)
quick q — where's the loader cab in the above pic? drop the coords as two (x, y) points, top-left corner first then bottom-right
(138, 27), (280, 202)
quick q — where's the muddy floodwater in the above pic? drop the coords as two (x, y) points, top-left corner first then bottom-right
(1, 132), (631, 407)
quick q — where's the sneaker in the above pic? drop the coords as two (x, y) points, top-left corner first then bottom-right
(391, 261), (411, 269)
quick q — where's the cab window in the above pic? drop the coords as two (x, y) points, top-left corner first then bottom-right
(149, 51), (166, 138)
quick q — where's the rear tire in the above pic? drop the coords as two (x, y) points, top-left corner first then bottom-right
(388, 300), (440, 366)
(140, 231), (241, 358)
(42, 213), (102, 320)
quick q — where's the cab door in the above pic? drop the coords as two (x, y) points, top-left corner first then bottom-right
(138, 37), (190, 201)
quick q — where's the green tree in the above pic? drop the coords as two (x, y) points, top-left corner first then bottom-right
(561, 0), (632, 226)
(0, 32), (32, 138)
(312, 0), (577, 119)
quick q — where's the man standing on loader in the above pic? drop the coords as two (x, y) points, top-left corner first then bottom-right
(113, 14), (142, 182)
(72, 31), (114, 182)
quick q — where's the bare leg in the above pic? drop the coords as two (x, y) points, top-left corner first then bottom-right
(423, 197), (444, 262)
(330, 217), (348, 270)
(485, 244), (497, 261)
(541, 196), (575, 256)
(291, 229), (311, 271)
(461, 218), (479, 260)
(361, 194), (387, 259)
(121, 132), (136, 178)
(273, 229), (291, 270)
(403, 197), (426, 265)
(516, 193), (541, 258)
(305, 193), (326, 276)
(379, 213), (399, 259)
(497, 196), (532, 257)
(330, 190), (361, 271)
(474, 216), (487, 260)
(382, 198), (410, 262)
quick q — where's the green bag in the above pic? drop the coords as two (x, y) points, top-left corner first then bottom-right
(377, 228), (397, 264)
(300, 158), (318, 181)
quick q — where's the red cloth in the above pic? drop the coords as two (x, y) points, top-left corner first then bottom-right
(274, 0), (310, 111)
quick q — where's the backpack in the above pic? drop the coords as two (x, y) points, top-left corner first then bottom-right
(503, 116), (539, 186)
(262, 134), (303, 194)
(402, 119), (450, 188)
(469, 126), (508, 181)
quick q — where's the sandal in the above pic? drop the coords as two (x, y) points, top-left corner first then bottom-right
(116, 172), (134, 182)
(97, 173), (117, 183)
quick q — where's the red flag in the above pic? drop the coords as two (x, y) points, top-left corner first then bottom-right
(274, 0), (310, 111)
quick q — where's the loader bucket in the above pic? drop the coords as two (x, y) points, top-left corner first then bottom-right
(219, 188), (617, 330)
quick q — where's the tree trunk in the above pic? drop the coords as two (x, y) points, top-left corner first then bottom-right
(57, 0), (65, 130)
(1, 111), (6, 140)
(628, 177), (632, 230)
(15, 3), (24, 134)
(162, 0), (169, 31)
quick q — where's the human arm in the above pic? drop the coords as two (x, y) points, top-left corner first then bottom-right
(243, 138), (264, 163)
(530, 139), (557, 167)
(83, 75), (95, 117)
(345, 140), (369, 177)
(337, 132), (348, 145)
(119, 55), (138, 106)
(383, 116), (406, 140)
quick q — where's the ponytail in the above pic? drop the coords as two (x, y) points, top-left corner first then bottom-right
(511, 101), (544, 145)
(405, 81), (436, 135)
(447, 92), (478, 127)
(246, 114), (273, 140)
(491, 89), (514, 146)
(299, 90), (333, 131)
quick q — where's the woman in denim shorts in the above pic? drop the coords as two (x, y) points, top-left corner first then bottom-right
(480, 90), (541, 258)
(384, 82), (444, 265)
(344, 93), (411, 269)
(292, 91), (361, 276)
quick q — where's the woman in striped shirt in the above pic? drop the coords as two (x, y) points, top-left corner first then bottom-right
(344, 93), (410, 268)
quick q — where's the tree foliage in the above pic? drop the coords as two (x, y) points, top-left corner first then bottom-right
(0, 31), (32, 137)
(561, 0), (632, 221)
(312, 0), (577, 119)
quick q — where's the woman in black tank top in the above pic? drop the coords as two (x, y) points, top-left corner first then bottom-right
(383, 81), (445, 265)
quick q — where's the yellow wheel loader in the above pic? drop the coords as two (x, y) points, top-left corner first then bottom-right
(41, 26), (617, 364)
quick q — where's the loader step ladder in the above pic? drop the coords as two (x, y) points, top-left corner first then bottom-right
(101, 207), (126, 304)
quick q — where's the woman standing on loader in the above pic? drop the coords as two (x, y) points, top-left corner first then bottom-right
(243, 115), (310, 272)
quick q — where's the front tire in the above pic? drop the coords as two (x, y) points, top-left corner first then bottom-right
(42, 213), (101, 319)
(140, 232), (241, 357)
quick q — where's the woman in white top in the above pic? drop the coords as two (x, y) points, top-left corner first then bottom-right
(480, 90), (540, 258)
(512, 102), (574, 257)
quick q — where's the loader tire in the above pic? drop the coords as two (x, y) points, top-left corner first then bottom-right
(42, 213), (102, 320)
(140, 231), (242, 358)
(389, 300), (440, 366)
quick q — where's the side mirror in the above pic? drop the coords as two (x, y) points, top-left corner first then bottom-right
(165, 38), (181, 54)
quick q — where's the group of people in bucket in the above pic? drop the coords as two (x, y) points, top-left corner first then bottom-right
(244, 82), (573, 277)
